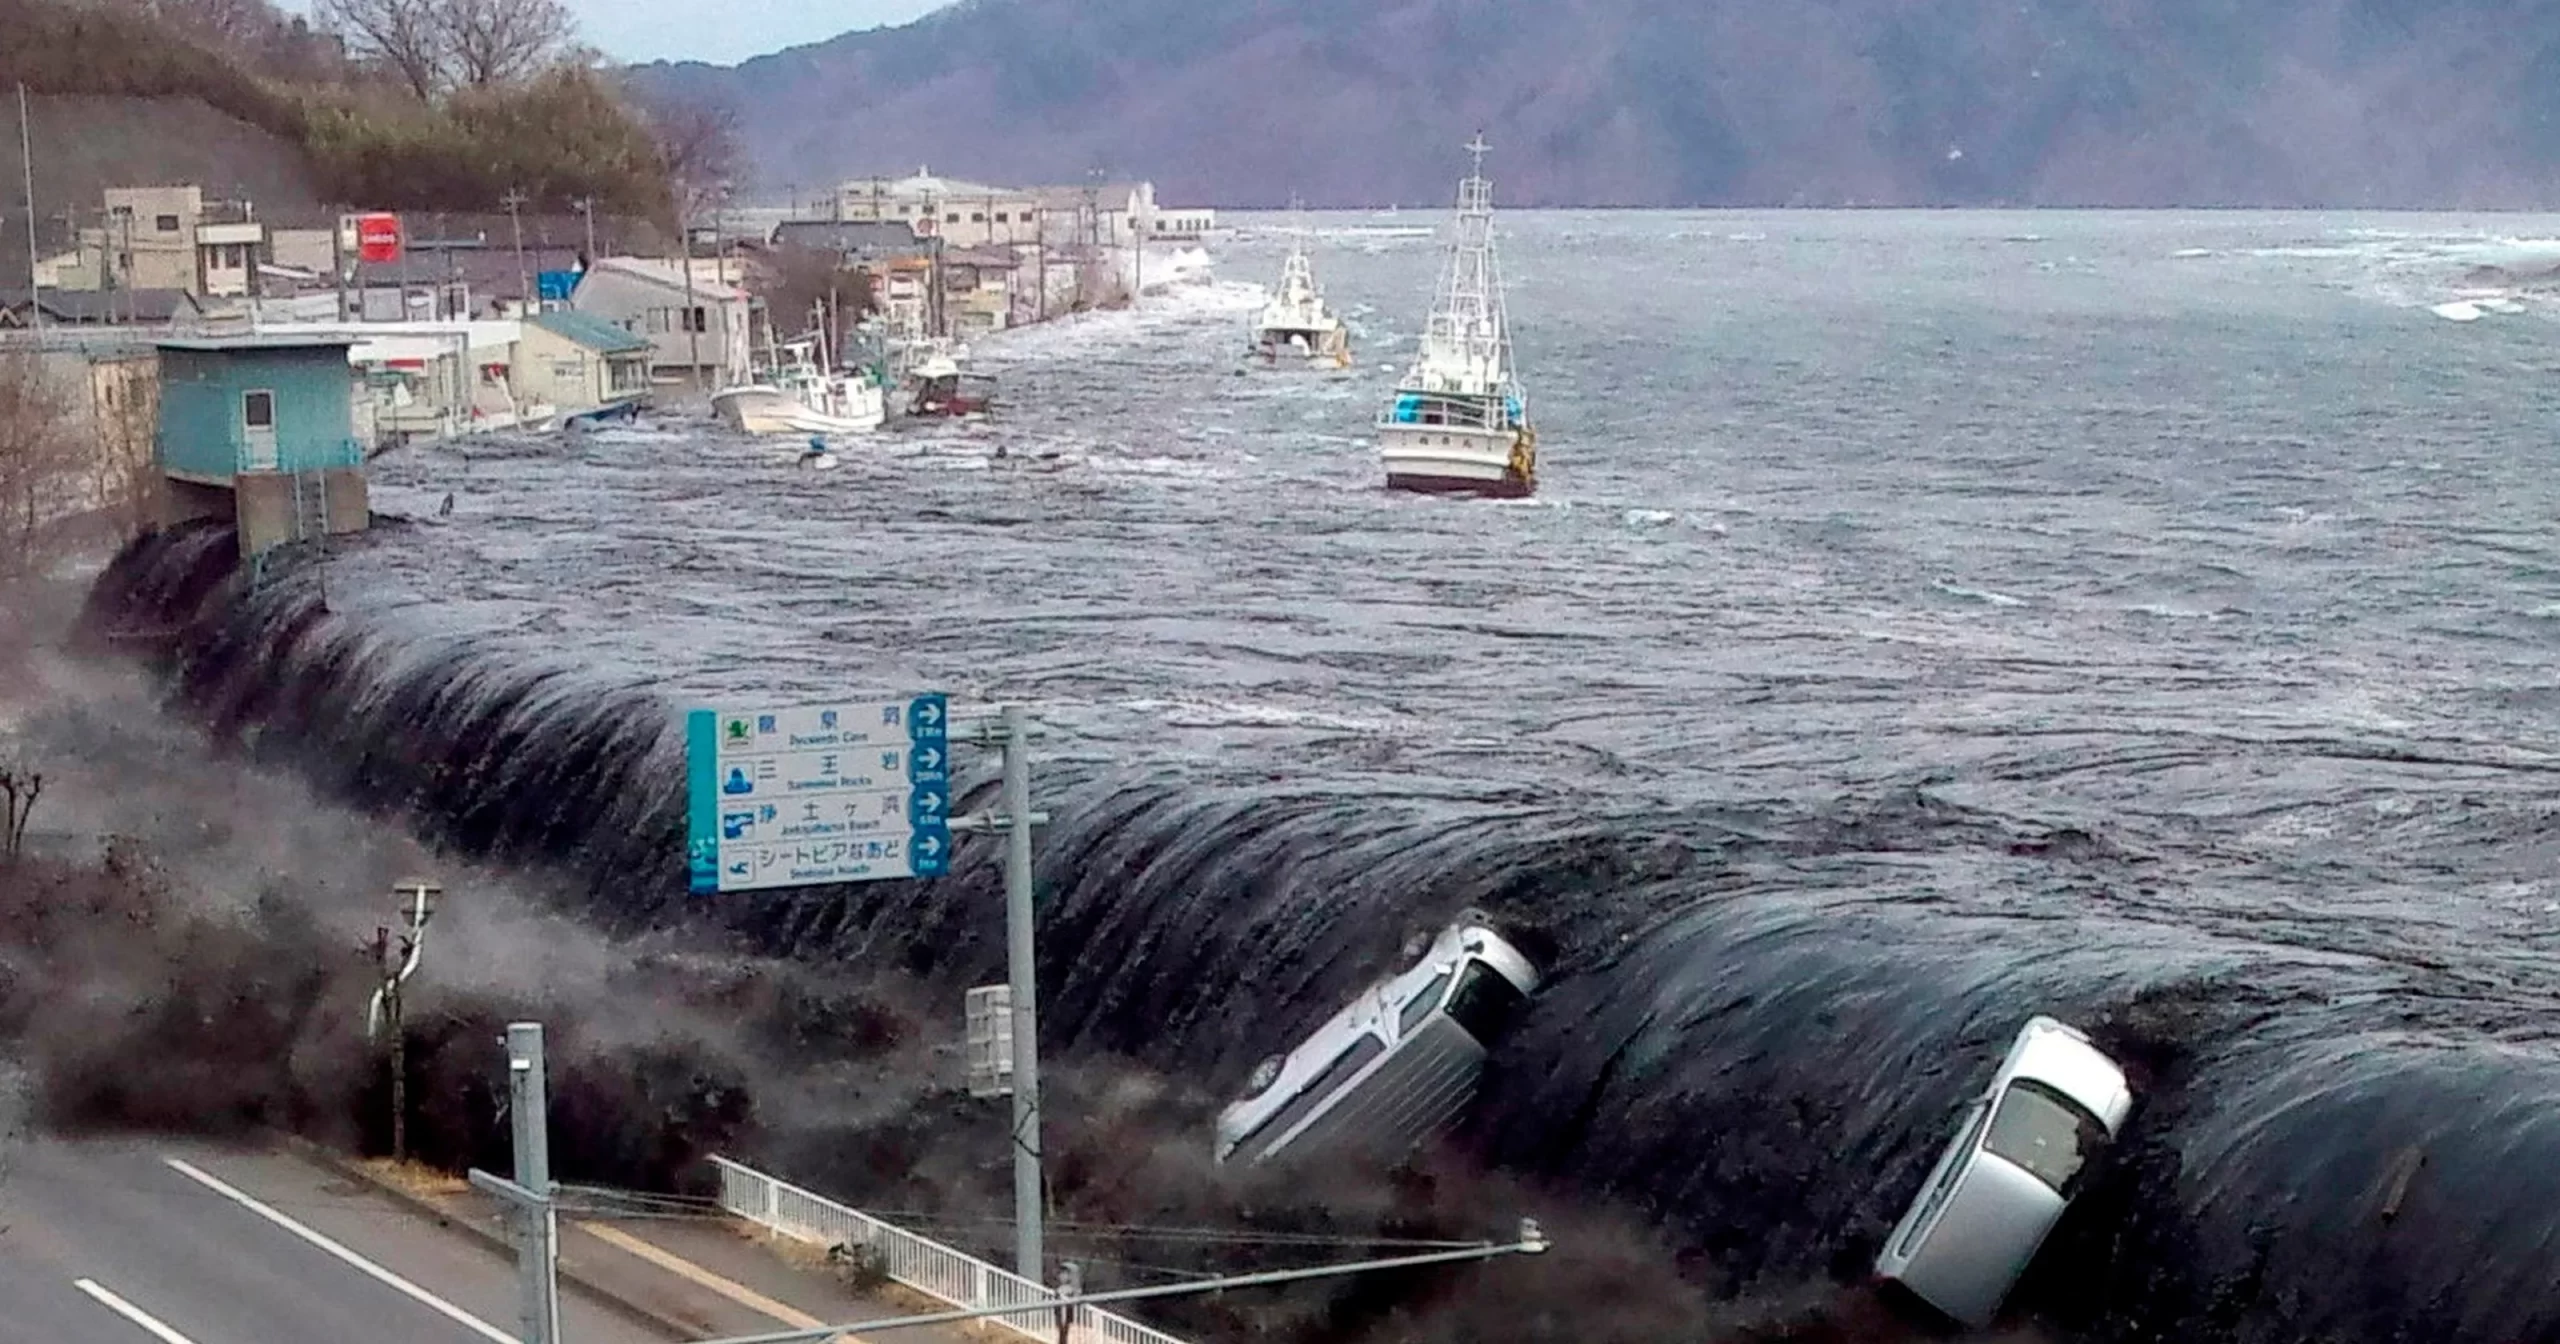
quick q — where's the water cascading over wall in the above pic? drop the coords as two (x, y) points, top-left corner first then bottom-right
(80, 522), (2560, 1344)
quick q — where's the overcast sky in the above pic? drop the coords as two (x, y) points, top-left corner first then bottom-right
(281, 0), (954, 65)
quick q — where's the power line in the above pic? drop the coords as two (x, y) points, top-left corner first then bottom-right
(860, 1211), (1490, 1251)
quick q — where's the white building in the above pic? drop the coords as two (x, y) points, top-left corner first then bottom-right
(89, 186), (268, 298)
(568, 257), (754, 388)
(832, 169), (1045, 250)
(1028, 181), (1158, 250)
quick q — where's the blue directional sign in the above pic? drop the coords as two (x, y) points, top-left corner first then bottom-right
(686, 694), (951, 894)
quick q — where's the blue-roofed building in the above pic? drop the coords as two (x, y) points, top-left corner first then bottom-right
(518, 309), (655, 424)
(153, 335), (371, 559)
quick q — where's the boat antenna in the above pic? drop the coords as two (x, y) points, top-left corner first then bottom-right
(1466, 131), (1490, 177)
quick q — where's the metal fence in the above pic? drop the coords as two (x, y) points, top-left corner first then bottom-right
(709, 1156), (1196, 1344)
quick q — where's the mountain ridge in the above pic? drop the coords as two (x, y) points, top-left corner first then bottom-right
(627, 0), (2560, 209)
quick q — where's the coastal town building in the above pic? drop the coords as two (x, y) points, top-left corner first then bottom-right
(153, 334), (369, 558)
(569, 257), (755, 387)
(831, 170), (1045, 249)
(517, 311), (654, 422)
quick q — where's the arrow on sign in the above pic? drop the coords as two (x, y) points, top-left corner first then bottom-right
(914, 746), (943, 771)
(913, 699), (944, 727)
(914, 792), (947, 818)
(916, 832), (945, 858)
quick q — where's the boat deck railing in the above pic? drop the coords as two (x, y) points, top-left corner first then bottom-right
(1383, 388), (1525, 432)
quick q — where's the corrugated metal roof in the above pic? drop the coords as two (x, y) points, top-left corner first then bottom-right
(3, 286), (205, 323)
(583, 257), (750, 301)
(529, 309), (652, 354)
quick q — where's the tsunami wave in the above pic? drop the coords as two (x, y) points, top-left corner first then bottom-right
(81, 521), (2560, 1344)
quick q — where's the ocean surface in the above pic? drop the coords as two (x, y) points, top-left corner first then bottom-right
(97, 211), (2560, 1342)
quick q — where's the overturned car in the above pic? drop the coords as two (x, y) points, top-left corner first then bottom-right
(1214, 912), (1542, 1168)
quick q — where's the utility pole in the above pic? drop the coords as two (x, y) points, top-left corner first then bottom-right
(364, 879), (439, 1165)
(1080, 174), (1098, 309)
(331, 209), (350, 322)
(949, 705), (1048, 1280)
(115, 209), (133, 325)
(469, 1023), (562, 1344)
(678, 182), (705, 396)
(501, 188), (531, 314)
(570, 196), (597, 268)
(18, 83), (45, 349)
(999, 704), (1043, 1281)
(688, 1220), (1550, 1344)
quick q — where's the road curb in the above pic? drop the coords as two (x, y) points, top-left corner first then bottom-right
(270, 1131), (712, 1341)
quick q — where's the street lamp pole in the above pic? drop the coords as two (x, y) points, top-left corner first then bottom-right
(364, 879), (439, 1164)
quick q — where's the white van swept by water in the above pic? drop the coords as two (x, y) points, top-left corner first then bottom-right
(1214, 913), (1542, 1168)
(1875, 1015), (2136, 1327)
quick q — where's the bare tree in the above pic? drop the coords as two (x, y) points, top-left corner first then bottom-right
(643, 93), (744, 217)
(318, 0), (446, 98)
(439, 0), (571, 89)
(95, 0), (282, 57)
(0, 765), (41, 859)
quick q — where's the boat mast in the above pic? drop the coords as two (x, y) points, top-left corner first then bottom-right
(1422, 133), (1508, 397)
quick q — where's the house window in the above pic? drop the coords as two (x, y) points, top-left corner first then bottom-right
(946, 211), (960, 223)
(971, 212), (985, 222)
(994, 212), (1008, 223)
(647, 308), (672, 334)
(242, 390), (275, 430)
(156, 214), (180, 233)
(686, 306), (708, 332)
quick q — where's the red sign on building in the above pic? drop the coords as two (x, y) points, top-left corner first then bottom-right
(355, 212), (403, 263)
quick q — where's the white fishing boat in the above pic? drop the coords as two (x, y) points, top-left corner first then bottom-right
(898, 339), (997, 418)
(712, 306), (887, 437)
(1249, 209), (1351, 368)
(1375, 135), (1536, 499)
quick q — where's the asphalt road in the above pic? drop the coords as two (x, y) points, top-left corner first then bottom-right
(0, 1138), (672, 1344)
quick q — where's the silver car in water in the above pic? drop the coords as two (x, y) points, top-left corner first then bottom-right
(1875, 1014), (2135, 1328)
(1214, 912), (1541, 1168)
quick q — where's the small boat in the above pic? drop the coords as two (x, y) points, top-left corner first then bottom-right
(1375, 134), (1536, 499)
(901, 341), (997, 418)
(1250, 208), (1351, 368)
(561, 399), (644, 430)
(713, 306), (887, 437)
(797, 436), (839, 471)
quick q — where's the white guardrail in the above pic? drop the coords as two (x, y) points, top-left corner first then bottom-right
(710, 1156), (1196, 1344)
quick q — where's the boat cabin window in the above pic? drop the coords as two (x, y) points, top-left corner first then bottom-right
(1398, 969), (1455, 1037)
(1442, 959), (1529, 1045)
(1233, 1032), (1386, 1161)
(1984, 1079), (2110, 1197)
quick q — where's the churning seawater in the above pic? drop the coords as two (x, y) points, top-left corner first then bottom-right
(93, 211), (2560, 1342)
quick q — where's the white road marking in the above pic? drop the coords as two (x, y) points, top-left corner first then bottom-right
(162, 1155), (517, 1344)
(73, 1278), (201, 1344)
